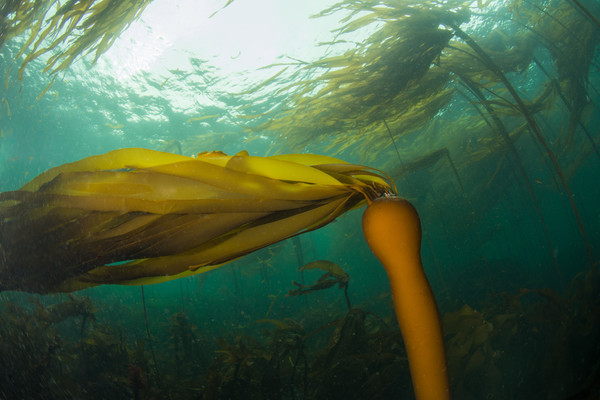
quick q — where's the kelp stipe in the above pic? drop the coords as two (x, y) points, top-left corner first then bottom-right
(141, 285), (161, 387)
(448, 22), (593, 265)
(363, 197), (450, 400)
(455, 76), (559, 274)
(571, 0), (600, 28)
(531, 57), (600, 161)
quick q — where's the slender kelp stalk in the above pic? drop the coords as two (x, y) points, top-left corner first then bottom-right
(455, 81), (559, 275)
(441, 148), (465, 194)
(383, 119), (404, 167)
(570, 0), (600, 29)
(141, 286), (161, 386)
(343, 285), (352, 311)
(425, 233), (448, 301)
(506, 2), (600, 160)
(384, 119), (466, 193)
(449, 23), (594, 264)
(292, 236), (306, 287)
(531, 57), (600, 160)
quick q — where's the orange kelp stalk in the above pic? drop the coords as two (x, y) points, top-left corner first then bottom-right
(0, 148), (394, 293)
(362, 196), (450, 400)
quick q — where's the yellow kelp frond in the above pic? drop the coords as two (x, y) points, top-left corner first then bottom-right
(0, 148), (395, 294)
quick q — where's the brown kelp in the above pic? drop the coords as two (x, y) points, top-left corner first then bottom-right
(448, 22), (593, 264)
(206, 308), (412, 399)
(0, 148), (394, 293)
(1, 0), (152, 83)
(241, 0), (598, 270)
(363, 197), (450, 399)
(443, 262), (600, 399)
(244, 1), (469, 159)
(287, 260), (352, 310)
(0, 260), (596, 399)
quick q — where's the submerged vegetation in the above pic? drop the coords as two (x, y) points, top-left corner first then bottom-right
(242, 0), (599, 279)
(244, 0), (598, 165)
(0, 0), (155, 103)
(0, 0), (152, 82)
(0, 262), (597, 399)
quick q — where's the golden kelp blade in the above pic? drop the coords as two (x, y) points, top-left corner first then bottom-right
(0, 148), (395, 293)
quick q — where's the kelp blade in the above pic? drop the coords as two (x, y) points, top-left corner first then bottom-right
(0, 148), (394, 293)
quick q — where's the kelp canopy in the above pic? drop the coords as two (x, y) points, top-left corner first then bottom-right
(0, 0), (152, 81)
(244, 0), (599, 168)
(0, 148), (394, 294)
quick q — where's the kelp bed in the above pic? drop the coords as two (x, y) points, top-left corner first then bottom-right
(1, 0), (599, 399)
(244, 0), (599, 170)
(0, 263), (598, 399)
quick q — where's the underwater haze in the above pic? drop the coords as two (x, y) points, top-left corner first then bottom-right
(0, 0), (599, 399)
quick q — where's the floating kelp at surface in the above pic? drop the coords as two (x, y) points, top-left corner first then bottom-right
(243, 0), (598, 165)
(243, 0), (470, 157)
(0, 148), (394, 293)
(238, 0), (599, 195)
(1, 0), (152, 82)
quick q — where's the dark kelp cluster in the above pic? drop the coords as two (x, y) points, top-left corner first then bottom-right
(443, 263), (600, 399)
(0, 262), (597, 399)
(204, 309), (412, 400)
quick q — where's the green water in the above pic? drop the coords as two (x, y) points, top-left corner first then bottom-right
(0, 0), (599, 398)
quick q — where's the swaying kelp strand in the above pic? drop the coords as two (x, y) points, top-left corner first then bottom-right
(507, 1), (600, 156)
(449, 22), (594, 265)
(141, 285), (161, 388)
(570, 0), (600, 29)
(456, 74), (560, 275)
(243, 2), (470, 158)
(531, 56), (600, 161)
(1, 0), (153, 90)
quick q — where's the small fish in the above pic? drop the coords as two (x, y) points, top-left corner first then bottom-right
(159, 77), (170, 88)
(105, 123), (124, 129)
(186, 115), (219, 123)
(209, 0), (234, 18)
